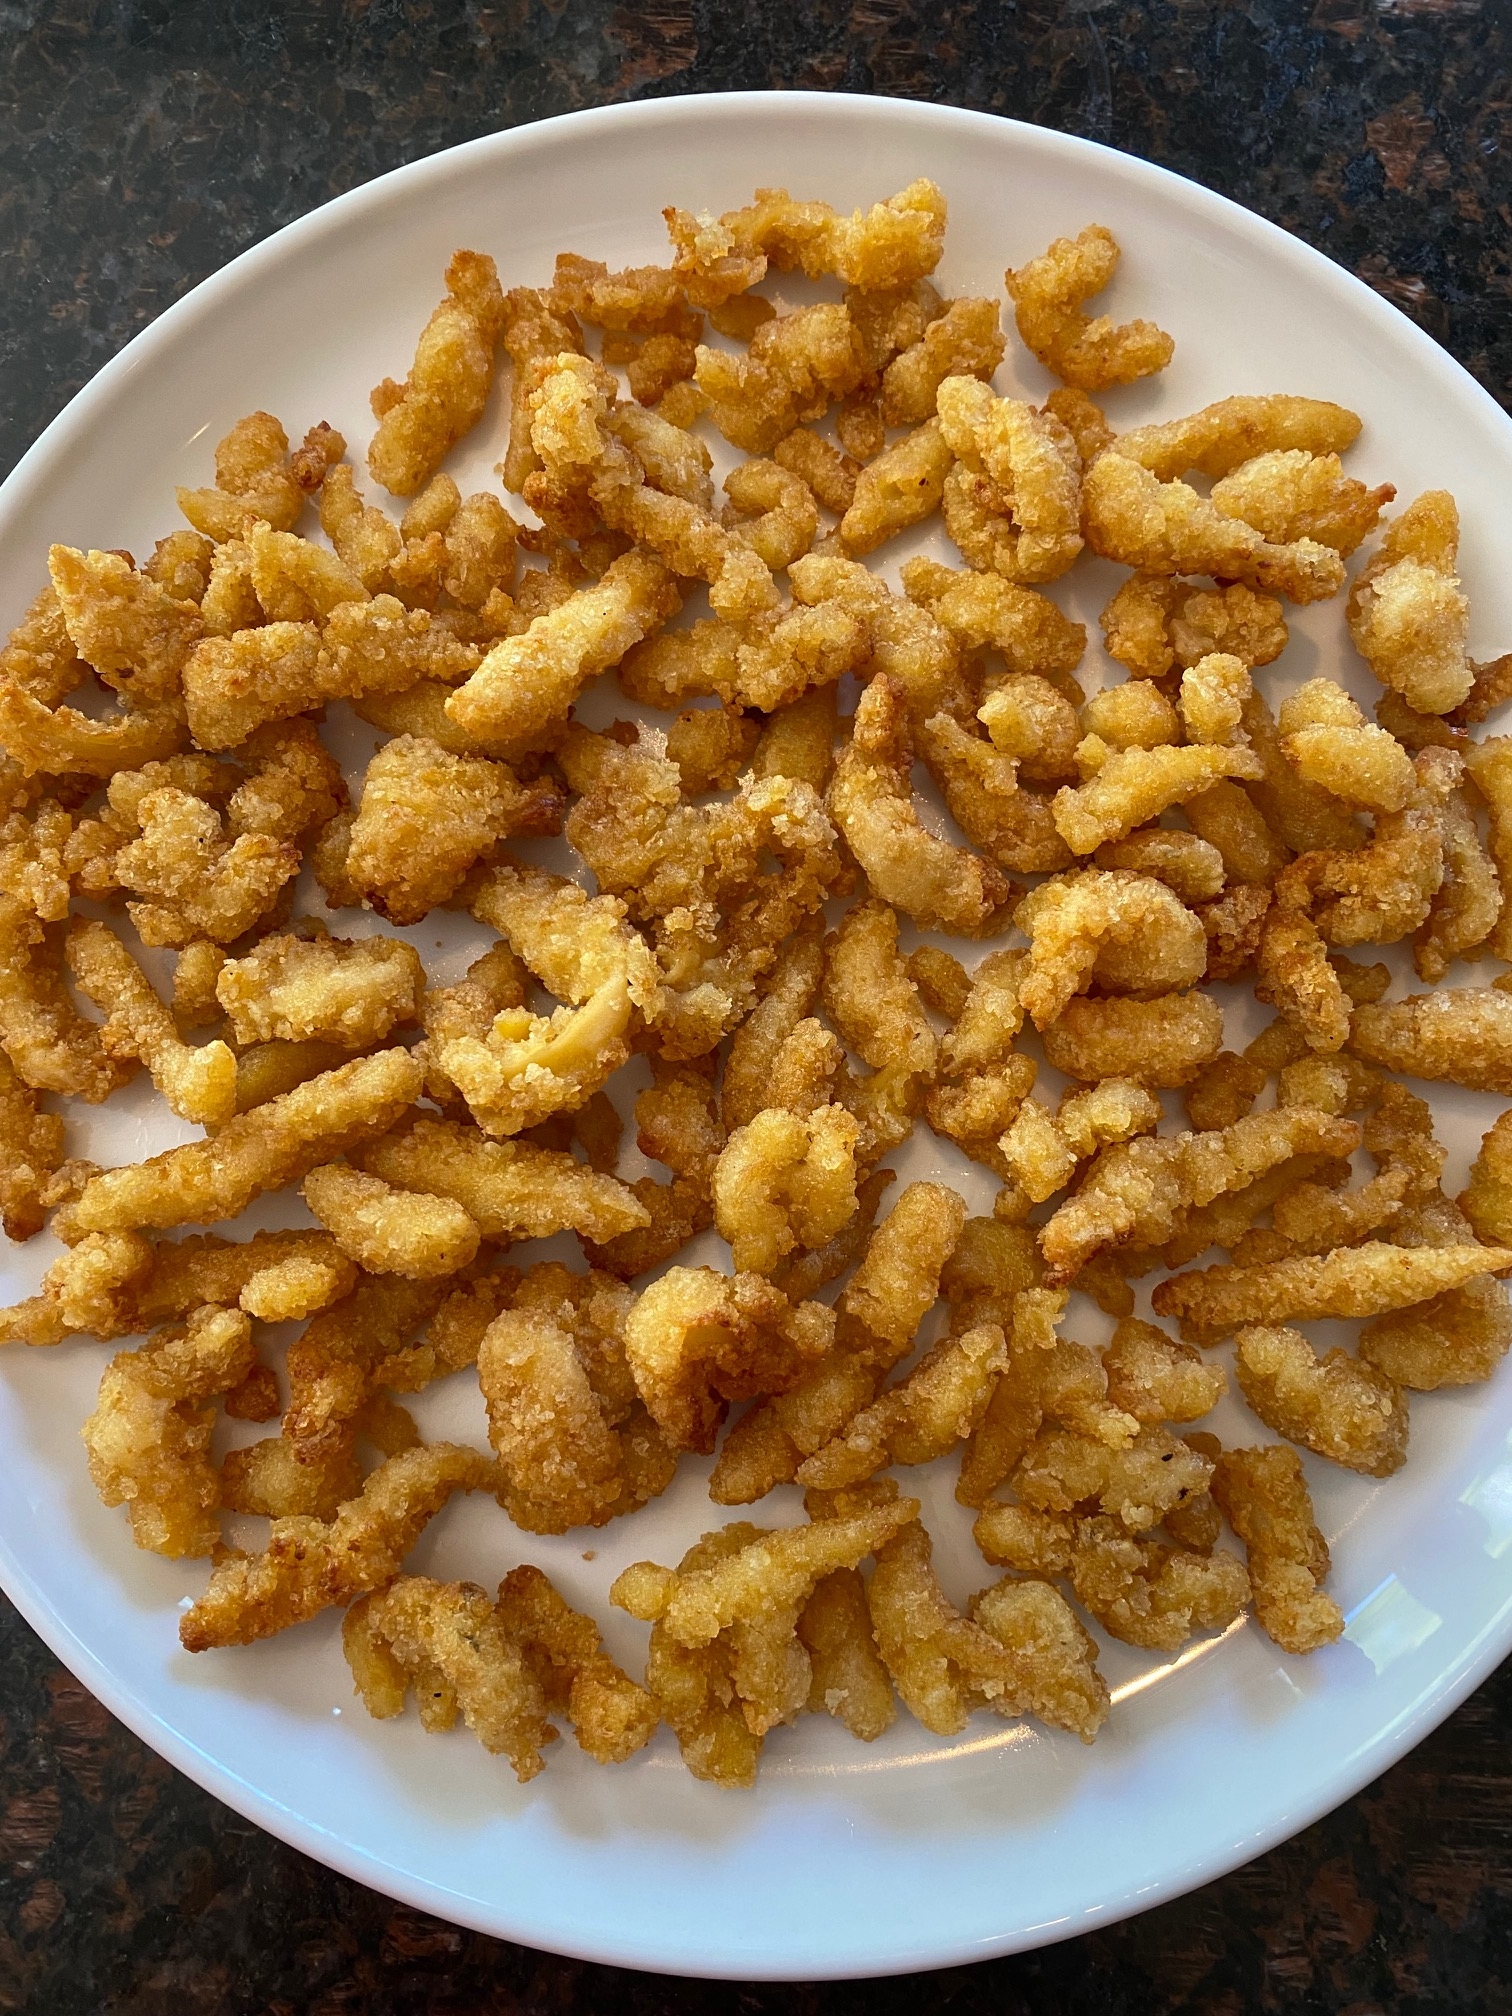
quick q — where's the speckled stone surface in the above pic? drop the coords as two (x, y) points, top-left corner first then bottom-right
(3, 2), (1512, 2008)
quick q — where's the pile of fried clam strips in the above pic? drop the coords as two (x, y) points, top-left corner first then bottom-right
(2, 177), (1511, 1793)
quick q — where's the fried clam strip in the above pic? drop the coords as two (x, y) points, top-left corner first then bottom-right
(1233, 1324), (1408, 1476)
(445, 549), (681, 745)
(1038, 1105), (1363, 1286)
(999, 1080), (1163, 1208)
(469, 857), (662, 1019)
(901, 556), (1086, 683)
(47, 544), (202, 708)
(1462, 1111), (1512, 1248)
(175, 409), (341, 539)
(1115, 394), (1362, 483)
(0, 1050), (63, 1239)
(0, 898), (132, 1101)
(611, 1496), (918, 1784)
(335, 735), (563, 925)
(796, 1321), (1010, 1488)
(934, 376), (1083, 585)
(868, 1508), (1108, 1741)
(360, 1116), (650, 1245)
(82, 1306), (255, 1558)
(665, 179), (946, 307)
(707, 1181), (968, 1504)
(496, 1564), (659, 1765)
(1153, 1240), (1512, 1346)
(1006, 224), (1174, 390)
(1100, 574), (1288, 683)
(621, 1267), (834, 1454)
(1211, 1445), (1343, 1654)
(1053, 740), (1263, 856)
(180, 1441), (496, 1651)
(216, 932), (424, 1050)
(477, 1263), (675, 1532)
(1350, 987), (1512, 1095)
(55, 1048), (424, 1238)
(344, 1576), (556, 1783)
(63, 921), (236, 1126)
(830, 675), (1012, 936)
(1347, 491), (1474, 716)
(712, 1098), (860, 1276)
(588, 1055), (725, 1279)
(1082, 454), (1345, 604)
(823, 897), (937, 1166)
(1041, 994), (1225, 1091)
(1211, 450), (1393, 557)
(302, 1164), (480, 1280)
(0, 590), (184, 780)
(367, 250), (505, 496)
(1013, 870), (1208, 1030)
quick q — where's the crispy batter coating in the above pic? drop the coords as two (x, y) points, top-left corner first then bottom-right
(798, 1321), (1008, 1487)
(1094, 828), (1225, 902)
(303, 1162), (479, 1279)
(830, 676), (1011, 935)
(1116, 395), (1362, 482)
(869, 1516), (1107, 1740)
(496, 1563), (659, 1765)
(48, 544), (203, 708)
(1234, 1323), (1407, 1475)
(1460, 1110), (1512, 1247)
(903, 556), (1086, 685)
(665, 179), (946, 302)
(1006, 225), (1173, 390)
(0, 898), (135, 1102)
(1255, 906), (1350, 1054)
(344, 1576), (554, 1781)
(797, 1566), (896, 1741)
(361, 1115), (649, 1243)
(61, 1048), (422, 1236)
(1279, 677), (1416, 812)
(1041, 994), (1224, 1089)
(1062, 1518), (1249, 1652)
(182, 1441), (494, 1650)
(64, 920), (235, 1126)
(0, 1050), (64, 1240)
(1101, 574), (1288, 682)
(368, 251), (505, 495)
(1154, 1239), (1512, 1344)
(1351, 986), (1512, 1094)
(838, 420), (952, 555)
(936, 376), (1083, 584)
(83, 1306), (255, 1558)
(1348, 491), (1472, 715)
(1040, 1105), (1360, 1284)
(881, 295), (1004, 424)
(1053, 741), (1263, 856)
(217, 932), (423, 1049)
(1464, 737), (1512, 961)
(621, 1266), (833, 1452)
(712, 1103), (860, 1274)
(1083, 454), (1345, 604)
(1211, 1444), (1343, 1654)
(1014, 870), (1207, 1028)
(1211, 450), (1392, 556)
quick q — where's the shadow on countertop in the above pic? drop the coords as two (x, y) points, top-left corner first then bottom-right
(3, 2), (1512, 2011)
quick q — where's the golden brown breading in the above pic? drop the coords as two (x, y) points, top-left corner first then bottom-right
(1006, 224), (1173, 389)
(1347, 490), (1473, 715)
(64, 920), (236, 1126)
(1211, 1444), (1343, 1654)
(368, 250), (505, 495)
(216, 932), (424, 1049)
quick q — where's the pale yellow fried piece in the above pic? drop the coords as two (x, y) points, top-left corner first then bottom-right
(0, 585), (185, 779)
(721, 923), (825, 1133)
(830, 676), (1011, 935)
(823, 897), (936, 1077)
(1275, 745), (1457, 948)
(915, 711), (1073, 877)
(904, 944), (970, 1021)
(936, 376), (1083, 583)
(1083, 454), (1345, 603)
(1014, 870), (1207, 1029)
(837, 419), (953, 555)
(1464, 738), (1512, 961)
(1102, 1316), (1227, 1423)
(1347, 491), (1472, 715)
(428, 977), (631, 1143)
(1001, 1079), (1162, 1206)
(1117, 395), (1361, 481)
(360, 1115), (649, 1243)
(666, 179), (946, 301)
(494, 1562), (658, 1766)
(1254, 906), (1350, 1054)
(1053, 741), (1263, 856)
(621, 1265), (833, 1452)
(1154, 1239), (1512, 1343)
(691, 298), (872, 452)
(60, 1048), (422, 1237)
(82, 1305), (254, 1558)
(64, 920), (235, 1126)
(1359, 1273), (1512, 1390)
(176, 412), (341, 538)
(367, 250), (504, 495)
(184, 1440), (495, 1651)
(469, 857), (661, 1017)
(302, 1163), (479, 1280)
(712, 1104), (860, 1275)
(720, 458), (820, 571)
(47, 545), (202, 707)
(839, 1181), (970, 1356)
(1240, 687), (1364, 861)
(872, 294), (1001, 425)
(112, 1227), (357, 1330)
(1211, 1443), (1342, 1654)
(1460, 1110), (1512, 1246)
(790, 552), (965, 719)
(664, 705), (760, 795)
(216, 932), (423, 1049)
(1003, 1514), (1248, 1652)
(1094, 831), (1225, 907)
(772, 426), (861, 514)
(1234, 1323), (1407, 1476)
(1184, 784), (1290, 892)
(795, 1565), (896, 1740)
(869, 1516), (1107, 1740)
(798, 1321), (1009, 1487)
(1011, 1421), (1213, 1532)
(0, 897), (131, 1101)
(976, 677), (1083, 784)
(1278, 677), (1416, 812)
(1006, 225), (1173, 390)
(1039, 993), (1224, 1090)
(1040, 1105), (1361, 1284)
(1211, 449), (1392, 556)
(1078, 682), (1181, 755)
(500, 285), (585, 490)
(111, 787), (298, 948)
(902, 556), (1086, 687)
(0, 1050), (63, 1240)
(1183, 1051), (1266, 1134)
(246, 522), (368, 623)
(1350, 986), (1512, 1094)
(1415, 780), (1500, 982)
(344, 1575), (553, 1781)
(339, 735), (561, 925)
(1176, 652), (1251, 748)
(446, 549), (680, 744)
(318, 463), (403, 591)
(478, 1295), (675, 1533)
(1101, 574), (1289, 682)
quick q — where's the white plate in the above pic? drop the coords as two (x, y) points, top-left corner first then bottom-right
(4, 91), (1512, 1983)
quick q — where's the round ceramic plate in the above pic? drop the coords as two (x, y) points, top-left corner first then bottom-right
(3, 91), (1512, 1982)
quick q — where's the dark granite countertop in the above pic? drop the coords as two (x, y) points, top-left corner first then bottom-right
(3, 2), (1512, 2009)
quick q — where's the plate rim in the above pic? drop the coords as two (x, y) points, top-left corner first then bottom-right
(4, 87), (1512, 1981)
